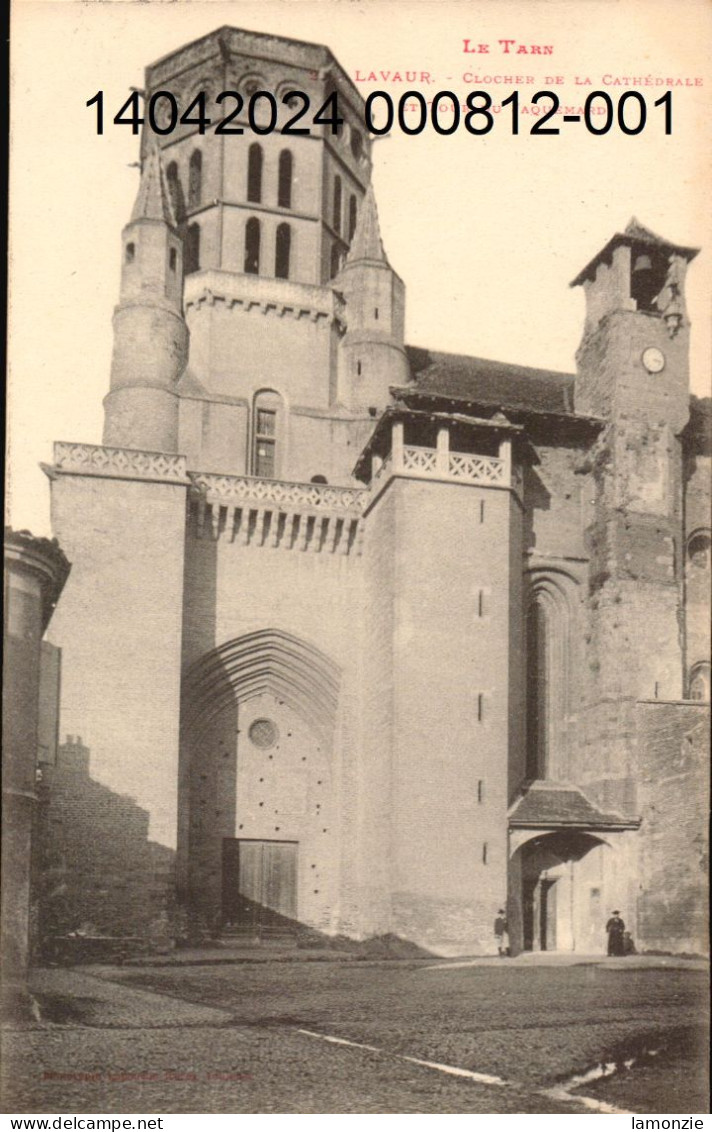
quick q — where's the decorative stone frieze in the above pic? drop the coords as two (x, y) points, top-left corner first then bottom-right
(52, 443), (189, 483)
(188, 472), (365, 554)
(189, 471), (366, 513)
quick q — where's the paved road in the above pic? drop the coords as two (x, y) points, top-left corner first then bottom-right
(1, 958), (708, 1114)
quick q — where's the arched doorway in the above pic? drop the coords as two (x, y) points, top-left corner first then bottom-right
(511, 830), (612, 953)
(178, 630), (341, 934)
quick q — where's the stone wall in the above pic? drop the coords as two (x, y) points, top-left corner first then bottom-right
(635, 701), (709, 954)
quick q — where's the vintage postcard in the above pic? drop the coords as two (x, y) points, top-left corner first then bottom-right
(4, 0), (711, 1119)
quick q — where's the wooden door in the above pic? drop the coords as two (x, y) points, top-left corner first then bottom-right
(222, 839), (297, 926)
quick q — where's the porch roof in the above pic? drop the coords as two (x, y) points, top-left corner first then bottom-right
(508, 781), (640, 831)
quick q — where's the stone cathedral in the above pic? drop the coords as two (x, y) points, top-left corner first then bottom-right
(42, 27), (709, 956)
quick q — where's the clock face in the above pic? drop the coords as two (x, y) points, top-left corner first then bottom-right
(642, 347), (665, 374)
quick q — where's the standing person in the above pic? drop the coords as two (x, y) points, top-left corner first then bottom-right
(605, 910), (625, 956)
(494, 909), (509, 957)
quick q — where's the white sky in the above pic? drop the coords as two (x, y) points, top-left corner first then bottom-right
(8, 0), (712, 535)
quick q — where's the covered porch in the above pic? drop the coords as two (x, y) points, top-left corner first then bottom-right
(507, 781), (640, 954)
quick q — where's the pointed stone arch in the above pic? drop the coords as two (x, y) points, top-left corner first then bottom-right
(182, 628), (341, 742)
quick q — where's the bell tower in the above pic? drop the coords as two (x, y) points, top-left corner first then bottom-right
(137, 26), (376, 458)
(571, 220), (699, 810)
(573, 218), (698, 432)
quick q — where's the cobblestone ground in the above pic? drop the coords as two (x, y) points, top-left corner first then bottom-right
(1, 959), (708, 1114)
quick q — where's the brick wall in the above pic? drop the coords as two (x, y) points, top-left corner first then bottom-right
(373, 477), (517, 954)
(37, 738), (175, 939)
(47, 474), (188, 848)
(178, 501), (366, 936)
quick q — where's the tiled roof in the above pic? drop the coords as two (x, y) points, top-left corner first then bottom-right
(624, 216), (670, 244)
(570, 220), (699, 287)
(509, 781), (638, 829)
(405, 346), (576, 415)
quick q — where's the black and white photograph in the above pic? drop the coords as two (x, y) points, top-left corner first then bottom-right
(4, 0), (711, 1119)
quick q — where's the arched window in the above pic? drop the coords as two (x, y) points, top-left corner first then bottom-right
(526, 598), (548, 779)
(330, 244), (341, 279)
(252, 390), (282, 478)
(165, 162), (185, 223)
(247, 144), (263, 203)
(348, 195), (358, 241)
(188, 149), (202, 209)
(278, 150), (293, 209)
(526, 576), (572, 781)
(688, 662), (710, 702)
(244, 218), (261, 274)
(275, 223), (291, 280)
(184, 223), (200, 275)
(333, 175), (342, 234)
(125, 242), (135, 264)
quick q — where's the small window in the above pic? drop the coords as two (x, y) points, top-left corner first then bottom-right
(330, 244), (341, 279)
(184, 223), (200, 275)
(165, 162), (185, 223)
(169, 247), (177, 271)
(188, 149), (202, 208)
(125, 242), (135, 264)
(247, 143), (263, 203)
(348, 195), (358, 241)
(311, 475), (328, 484)
(278, 150), (293, 209)
(275, 223), (291, 280)
(245, 217), (261, 275)
(252, 391), (282, 479)
(350, 129), (363, 159)
(332, 175), (342, 234)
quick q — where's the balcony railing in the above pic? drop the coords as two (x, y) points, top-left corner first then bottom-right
(370, 440), (510, 492)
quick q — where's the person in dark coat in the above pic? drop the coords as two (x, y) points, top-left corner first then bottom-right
(606, 911), (625, 956)
(494, 909), (509, 957)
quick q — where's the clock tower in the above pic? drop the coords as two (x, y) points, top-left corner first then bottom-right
(571, 220), (699, 810)
(573, 218), (697, 432)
